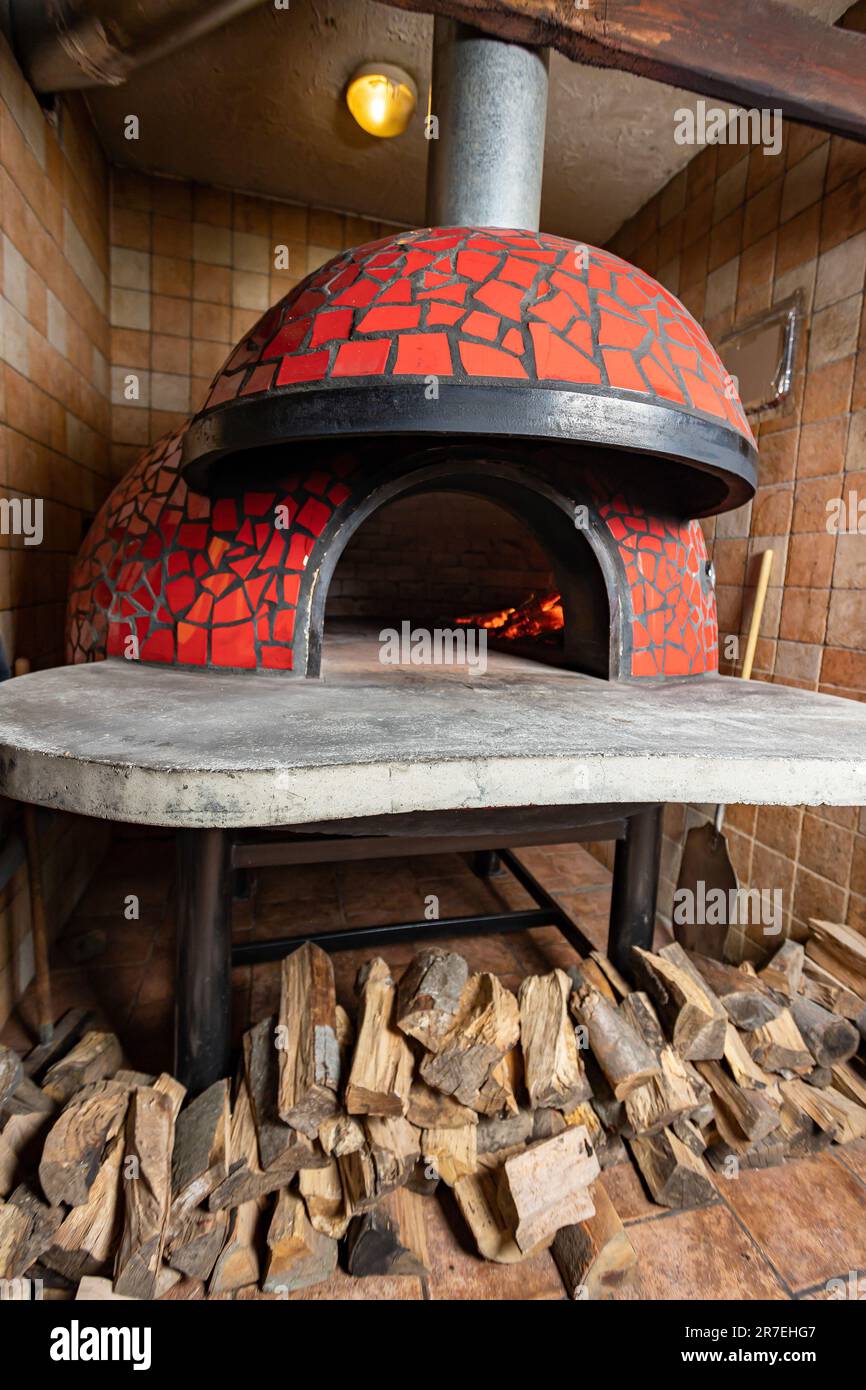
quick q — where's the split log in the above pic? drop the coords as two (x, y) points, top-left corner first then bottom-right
(365, 1114), (420, 1192)
(345, 958), (414, 1117)
(705, 1096), (825, 1172)
(624, 1047), (701, 1136)
(262, 1189), (337, 1295)
(807, 920), (866, 994)
(743, 1009), (813, 1075)
(519, 969), (590, 1109)
(533, 1108), (566, 1141)
(39, 1080), (130, 1207)
(42, 1032), (123, 1105)
(552, 1178), (637, 1300)
(396, 948), (469, 1050)
(759, 940), (805, 997)
(831, 1061), (866, 1107)
(618, 991), (667, 1055)
(40, 1133), (125, 1279)
(497, 1126), (599, 1252)
(418, 973), (519, 1111)
(153, 1073), (186, 1120)
(277, 942), (340, 1136)
(632, 944), (726, 1060)
(165, 1207), (228, 1282)
(696, 1059), (781, 1143)
(171, 1079), (229, 1215)
(671, 1116), (707, 1156)
(570, 979), (658, 1100)
(245, 1018), (323, 1173)
(299, 1158), (352, 1238)
(628, 1127), (715, 1208)
(562, 1101), (626, 1169)
(318, 1112), (366, 1157)
(0, 1186), (63, 1278)
(722, 1023), (778, 1094)
(421, 1123), (478, 1187)
(345, 1187), (429, 1278)
(572, 958), (617, 1003)
(453, 1169), (549, 1264)
(789, 996), (859, 1069)
(209, 1076), (325, 1212)
(588, 952), (630, 1000)
(0, 1047), (22, 1110)
(407, 1078), (478, 1130)
(801, 958), (865, 1020)
(780, 1078), (866, 1144)
(688, 952), (782, 1028)
(22, 1008), (92, 1082)
(114, 1085), (175, 1298)
(473, 1045), (521, 1117)
(208, 1198), (261, 1295)
(476, 1109), (534, 1158)
(75, 1276), (136, 1301)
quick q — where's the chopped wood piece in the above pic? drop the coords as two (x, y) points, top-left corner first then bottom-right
(801, 958), (865, 1020)
(171, 1079), (229, 1215)
(570, 978), (658, 1100)
(671, 1116), (707, 1156)
(473, 1045), (522, 1117)
(476, 1108), (534, 1156)
(705, 1095), (825, 1171)
(618, 991), (667, 1055)
(453, 1169), (549, 1264)
(532, 1108), (566, 1141)
(688, 952), (782, 1028)
(418, 973), (519, 1111)
(632, 944), (727, 1060)
(114, 1085), (175, 1299)
(2, 1072), (55, 1120)
(299, 1158), (352, 1238)
(396, 948), (469, 1050)
(22, 1009), (93, 1082)
(345, 958), (414, 1117)
(318, 1112), (366, 1157)
(519, 969), (591, 1108)
(624, 1047), (700, 1136)
(722, 1023), (778, 1094)
(42, 1032), (123, 1105)
(0, 1047), (22, 1110)
(153, 1074), (186, 1120)
(552, 1178), (637, 1300)
(39, 1080), (129, 1208)
(0, 1186), (63, 1278)
(562, 1101), (625, 1169)
(628, 1128), (715, 1208)
(781, 1078), (866, 1144)
(830, 1060), (866, 1108)
(696, 1059), (781, 1142)
(743, 1009), (814, 1075)
(263, 1189), (337, 1294)
(165, 1207), (228, 1282)
(208, 1198), (261, 1295)
(345, 1187), (429, 1278)
(245, 1018), (323, 1173)
(276, 942), (340, 1137)
(421, 1124), (478, 1187)
(407, 1078), (478, 1130)
(41, 1133), (125, 1280)
(589, 952), (630, 1000)
(75, 1275), (136, 1301)
(209, 1075), (323, 1212)
(365, 1114), (420, 1191)
(571, 958), (617, 1002)
(789, 996), (859, 1068)
(497, 1126), (599, 1252)
(808, 920), (866, 991)
(759, 940), (805, 997)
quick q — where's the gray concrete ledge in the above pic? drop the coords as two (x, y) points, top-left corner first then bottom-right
(0, 640), (864, 828)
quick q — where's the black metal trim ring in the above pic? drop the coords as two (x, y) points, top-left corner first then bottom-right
(182, 381), (758, 512)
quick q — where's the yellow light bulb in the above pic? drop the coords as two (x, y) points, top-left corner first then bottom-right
(346, 64), (417, 139)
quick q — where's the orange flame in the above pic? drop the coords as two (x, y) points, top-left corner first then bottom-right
(456, 591), (564, 641)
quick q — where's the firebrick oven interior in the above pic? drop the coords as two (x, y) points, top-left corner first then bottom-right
(1, 0), (866, 1331)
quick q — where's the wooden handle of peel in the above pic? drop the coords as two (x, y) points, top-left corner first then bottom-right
(740, 549), (774, 682)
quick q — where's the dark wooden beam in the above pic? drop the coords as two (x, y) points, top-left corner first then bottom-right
(382, 0), (866, 144)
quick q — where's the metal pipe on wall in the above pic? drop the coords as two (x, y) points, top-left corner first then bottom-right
(425, 16), (549, 232)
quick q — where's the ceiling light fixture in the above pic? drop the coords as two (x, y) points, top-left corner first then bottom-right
(346, 63), (417, 138)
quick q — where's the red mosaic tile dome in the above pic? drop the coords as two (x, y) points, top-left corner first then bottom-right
(183, 226), (757, 512)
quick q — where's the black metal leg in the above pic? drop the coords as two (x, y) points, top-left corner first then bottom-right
(607, 805), (663, 978)
(175, 828), (232, 1092)
(471, 849), (503, 879)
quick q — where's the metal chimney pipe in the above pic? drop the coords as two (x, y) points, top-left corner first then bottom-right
(425, 17), (549, 232)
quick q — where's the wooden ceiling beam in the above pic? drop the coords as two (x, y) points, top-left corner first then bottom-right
(382, 0), (866, 144)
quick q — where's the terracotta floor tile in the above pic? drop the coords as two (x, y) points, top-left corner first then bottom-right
(603, 1157), (673, 1223)
(285, 1270), (424, 1301)
(424, 1187), (565, 1300)
(721, 1152), (866, 1292)
(831, 1138), (866, 1188)
(620, 1204), (788, 1300)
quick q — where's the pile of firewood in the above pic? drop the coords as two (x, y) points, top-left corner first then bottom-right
(0, 915), (864, 1301)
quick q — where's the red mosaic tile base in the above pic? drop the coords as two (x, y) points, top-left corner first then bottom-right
(66, 429), (718, 679)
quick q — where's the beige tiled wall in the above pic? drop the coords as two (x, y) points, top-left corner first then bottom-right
(0, 34), (113, 1025)
(108, 170), (404, 477)
(608, 121), (866, 948)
